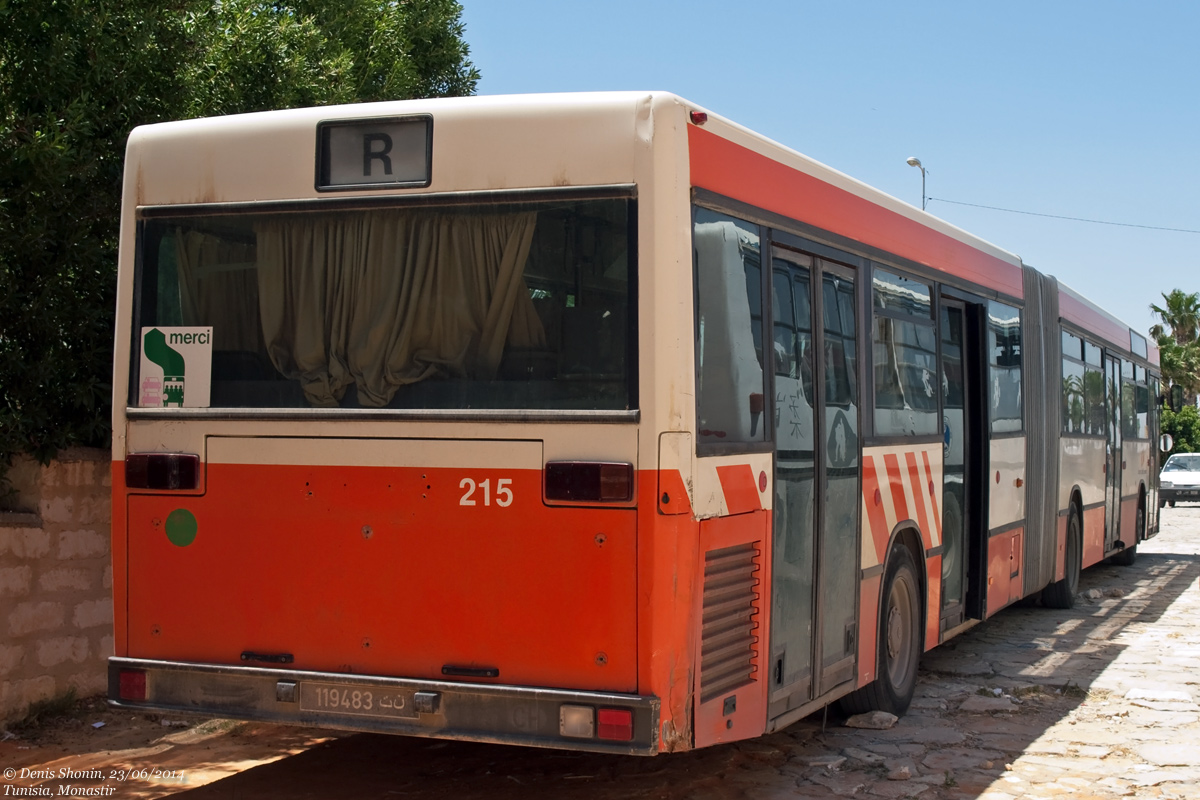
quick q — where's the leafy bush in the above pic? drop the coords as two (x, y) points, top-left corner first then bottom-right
(1160, 405), (1200, 466)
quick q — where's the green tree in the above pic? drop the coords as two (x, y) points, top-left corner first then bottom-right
(1150, 289), (1200, 407)
(0, 0), (478, 497)
(1161, 406), (1200, 464)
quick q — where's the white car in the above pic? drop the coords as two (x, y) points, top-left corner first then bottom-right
(1160, 453), (1200, 507)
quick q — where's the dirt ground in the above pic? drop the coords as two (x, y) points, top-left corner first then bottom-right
(1, 697), (333, 798)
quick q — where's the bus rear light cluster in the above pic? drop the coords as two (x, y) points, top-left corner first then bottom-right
(559, 704), (633, 742)
(544, 462), (633, 503)
(125, 452), (199, 490)
(118, 668), (147, 701)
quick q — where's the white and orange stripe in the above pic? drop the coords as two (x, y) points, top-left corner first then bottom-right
(860, 443), (943, 570)
(693, 453), (774, 519)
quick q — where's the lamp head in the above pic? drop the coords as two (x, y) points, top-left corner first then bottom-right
(906, 157), (923, 169)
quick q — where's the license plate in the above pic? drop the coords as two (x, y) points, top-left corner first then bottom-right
(299, 682), (417, 719)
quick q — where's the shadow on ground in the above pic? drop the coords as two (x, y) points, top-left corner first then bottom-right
(169, 526), (1200, 800)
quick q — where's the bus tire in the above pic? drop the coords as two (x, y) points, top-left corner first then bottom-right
(839, 542), (922, 716)
(1042, 506), (1081, 609)
(1111, 502), (1142, 567)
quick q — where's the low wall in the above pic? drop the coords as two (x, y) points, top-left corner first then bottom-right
(0, 448), (112, 721)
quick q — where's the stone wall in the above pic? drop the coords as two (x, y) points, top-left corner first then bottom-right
(1, 448), (112, 721)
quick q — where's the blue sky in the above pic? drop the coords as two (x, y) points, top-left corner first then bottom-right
(460, 1), (1200, 340)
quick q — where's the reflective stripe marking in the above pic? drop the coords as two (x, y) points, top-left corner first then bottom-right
(860, 444), (944, 568)
(905, 451), (932, 549)
(884, 454), (910, 526)
(716, 464), (762, 515)
(861, 459), (891, 569)
(921, 449), (943, 543)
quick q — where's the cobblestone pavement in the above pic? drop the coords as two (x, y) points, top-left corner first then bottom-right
(169, 507), (1199, 800)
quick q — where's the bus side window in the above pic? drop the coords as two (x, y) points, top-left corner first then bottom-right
(694, 208), (766, 446)
(872, 267), (936, 436)
(987, 301), (1022, 434)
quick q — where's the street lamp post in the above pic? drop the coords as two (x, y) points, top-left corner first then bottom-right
(906, 156), (926, 210)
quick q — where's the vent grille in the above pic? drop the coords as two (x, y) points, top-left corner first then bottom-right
(700, 542), (762, 704)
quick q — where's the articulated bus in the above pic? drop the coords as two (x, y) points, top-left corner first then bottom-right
(109, 92), (1162, 755)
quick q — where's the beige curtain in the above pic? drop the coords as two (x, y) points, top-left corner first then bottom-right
(175, 230), (262, 353)
(255, 209), (546, 407)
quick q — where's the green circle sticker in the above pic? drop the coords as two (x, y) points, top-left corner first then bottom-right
(165, 509), (198, 547)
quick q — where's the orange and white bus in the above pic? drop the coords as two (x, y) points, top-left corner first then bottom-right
(109, 92), (1162, 754)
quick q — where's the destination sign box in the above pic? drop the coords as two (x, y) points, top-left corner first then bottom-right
(316, 116), (432, 190)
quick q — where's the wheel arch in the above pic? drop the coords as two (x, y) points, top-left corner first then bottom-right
(878, 520), (928, 648)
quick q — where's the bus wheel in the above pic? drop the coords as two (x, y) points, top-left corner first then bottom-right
(1042, 506), (1081, 609)
(838, 543), (921, 716)
(1111, 503), (1142, 567)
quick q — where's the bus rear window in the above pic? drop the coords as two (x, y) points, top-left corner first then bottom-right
(133, 198), (634, 411)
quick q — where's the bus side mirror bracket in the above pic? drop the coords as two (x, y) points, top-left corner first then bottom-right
(1167, 384), (1184, 413)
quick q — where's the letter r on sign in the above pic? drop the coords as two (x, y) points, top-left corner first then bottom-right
(363, 133), (394, 176)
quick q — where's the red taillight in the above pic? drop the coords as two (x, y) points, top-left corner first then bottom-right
(597, 707), (633, 741)
(125, 453), (199, 490)
(544, 462), (633, 503)
(119, 669), (146, 701)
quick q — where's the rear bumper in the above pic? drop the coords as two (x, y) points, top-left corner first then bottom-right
(1160, 488), (1200, 504)
(108, 657), (660, 755)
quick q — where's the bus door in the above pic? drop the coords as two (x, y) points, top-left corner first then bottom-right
(938, 300), (968, 625)
(1104, 355), (1123, 551)
(768, 250), (860, 720)
(942, 296), (988, 625)
(940, 297), (988, 623)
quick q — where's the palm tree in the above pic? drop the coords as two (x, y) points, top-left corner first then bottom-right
(1150, 290), (1200, 407)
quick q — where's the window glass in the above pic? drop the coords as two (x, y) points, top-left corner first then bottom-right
(941, 306), (964, 412)
(1107, 363), (1121, 443)
(1165, 454), (1200, 471)
(1136, 383), (1150, 439)
(1131, 331), (1148, 358)
(1084, 366), (1106, 435)
(695, 208), (765, 444)
(1084, 341), (1102, 367)
(746, 262), (764, 368)
(1121, 359), (1134, 380)
(772, 259), (815, 460)
(824, 273), (857, 407)
(1062, 359), (1085, 434)
(1062, 330), (1082, 361)
(772, 265), (814, 402)
(872, 268), (931, 318)
(1121, 378), (1137, 438)
(772, 272), (796, 379)
(988, 300), (1022, 433)
(135, 198), (633, 411)
(836, 283), (858, 398)
(873, 316), (938, 435)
